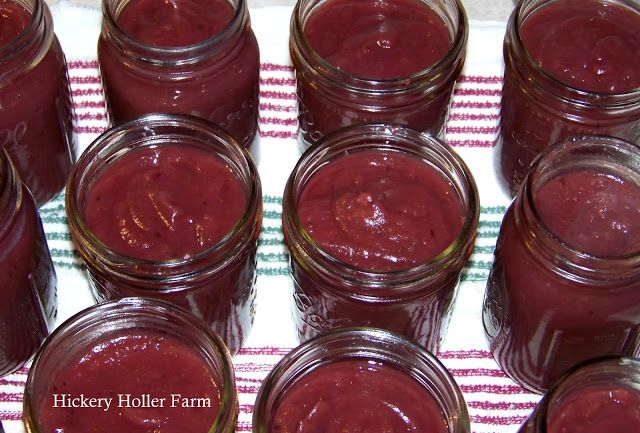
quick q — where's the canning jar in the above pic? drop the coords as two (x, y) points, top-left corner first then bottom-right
(253, 327), (470, 433)
(497, 0), (640, 194)
(66, 114), (262, 355)
(517, 357), (640, 433)
(484, 136), (640, 393)
(0, 0), (75, 205)
(282, 124), (479, 351)
(97, 0), (260, 147)
(290, 0), (467, 147)
(24, 298), (237, 433)
(0, 147), (56, 376)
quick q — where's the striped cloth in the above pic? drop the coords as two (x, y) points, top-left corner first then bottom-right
(0, 4), (539, 433)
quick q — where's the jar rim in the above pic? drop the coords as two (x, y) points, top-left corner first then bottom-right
(282, 123), (479, 297)
(65, 113), (262, 284)
(511, 0), (640, 102)
(519, 135), (640, 283)
(289, 0), (468, 93)
(253, 327), (470, 433)
(101, 0), (248, 65)
(23, 297), (237, 433)
(531, 357), (640, 433)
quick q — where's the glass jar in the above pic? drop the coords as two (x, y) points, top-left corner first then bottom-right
(483, 136), (640, 393)
(23, 297), (237, 433)
(253, 327), (470, 433)
(290, 0), (467, 147)
(0, 0), (75, 206)
(497, 0), (640, 195)
(97, 0), (260, 147)
(65, 114), (262, 355)
(282, 124), (479, 351)
(517, 358), (640, 433)
(0, 147), (57, 376)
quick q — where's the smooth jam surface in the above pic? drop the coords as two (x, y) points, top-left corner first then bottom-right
(303, 0), (452, 79)
(117, 0), (234, 47)
(271, 359), (448, 433)
(548, 385), (640, 433)
(0, 1), (29, 44)
(298, 151), (463, 271)
(535, 169), (640, 256)
(521, 0), (640, 93)
(38, 331), (221, 433)
(84, 144), (246, 261)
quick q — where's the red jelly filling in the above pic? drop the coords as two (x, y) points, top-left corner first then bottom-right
(536, 169), (640, 256)
(548, 385), (640, 433)
(298, 151), (463, 271)
(271, 359), (448, 433)
(303, 0), (451, 80)
(485, 168), (640, 391)
(521, 0), (640, 94)
(98, 0), (260, 146)
(498, 0), (640, 193)
(0, 0), (75, 205)
(116, 0), (234, 47)
(84, 144), (245, 261)
(37, 330), (221, 433)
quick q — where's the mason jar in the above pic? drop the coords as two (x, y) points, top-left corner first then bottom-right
(517, 357), (640, 433)
(484, 135), (640, 393)
(290, 0), (467, 147)
(66, 114), (262, 355)
(24, 298), (237, 433)
(497, 0), (640, 194)
(0, 147), (56, 376)
(97, 0), (260, 147)
(282, 124), (479, 351)
(253, 327), (470, 433)
(0, 0), (75, 205)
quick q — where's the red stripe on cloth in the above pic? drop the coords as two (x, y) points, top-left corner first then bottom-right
(234, 363), (276, 373)
(259, 130), (297, 139)
(260, 77), (296, 87)
(261, 63), (294, 72)
(70, 76), (102, 85)
(259, 103), (297, 113)
(76, 126), (108, 134)
(451, 101), (501, 109)
(239, 404), (254, 413)
(0, 378), (25, 387)
(449, 112), (500, 121)
(0, 393), (23, 403)
(76, 113), (108, 121)
(236, 421), (252, 432)
(0, 411), (21, 421)
(72, 88), (104, 97)
(260, 90), (296, 100)
(448, 368), (508, 378)
(237, 347), (294, 356)
(74, 100), (107, 109)
(446, 125), (499, 135)
(438, 349), (493, 359)
(447, 139), (496, 148)
(67, 60), (99, 70)
(460, 384), (529, 395)
(259, 117), (297, 126)
(468, 401), (537, 411)
(471, 414), (529, 425)
(458, 75), (503, 84)
(454, 88), (502, 97)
